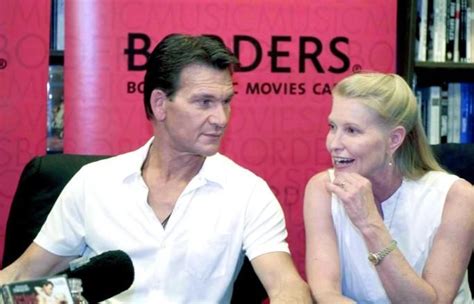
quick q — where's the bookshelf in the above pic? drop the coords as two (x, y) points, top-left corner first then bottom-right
(47, 0), (64, 153)
(398, 0), (474, 144)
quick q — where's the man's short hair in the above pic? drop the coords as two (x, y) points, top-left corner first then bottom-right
(143, 34), (239, 120)
(41, 280), (54, 287)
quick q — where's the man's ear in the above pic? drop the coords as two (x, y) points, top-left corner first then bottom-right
(389, 125), (406, 153)
(150, 89), (167, 121)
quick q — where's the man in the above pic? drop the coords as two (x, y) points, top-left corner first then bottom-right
(35, 280), (63, 304)
(0, 34), (311, 303)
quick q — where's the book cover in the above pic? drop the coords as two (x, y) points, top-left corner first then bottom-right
(440, 84), (449, 143)
(427, 0), (435, 60)
(427, 86), (441, 144)
(469, 83), (474, 141)
(2, 276), (74, 304)
(460, 83), (472, 142)
(446, 0), (457, 60)
(467, 0), (473, 62)
(455, 0), (461, 61)
(433, 0), (447, 62)
(450, 82), (462, 143)
(459, 0), (468, 61)
(417, 0), (429, 61)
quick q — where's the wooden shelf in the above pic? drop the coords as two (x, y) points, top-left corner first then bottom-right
(415, 61), (474, 69)
(414, 62), (474, 86)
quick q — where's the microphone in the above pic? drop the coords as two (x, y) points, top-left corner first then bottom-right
(61, 250), (135, 303)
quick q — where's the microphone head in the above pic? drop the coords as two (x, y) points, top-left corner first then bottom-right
(67, 250), (134, 303)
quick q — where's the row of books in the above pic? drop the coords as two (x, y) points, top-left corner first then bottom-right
(416, 82), (474, 144)
(416, 0), (474, 62)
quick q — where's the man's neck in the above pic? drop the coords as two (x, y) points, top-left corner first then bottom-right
(142, 139), (205, 183)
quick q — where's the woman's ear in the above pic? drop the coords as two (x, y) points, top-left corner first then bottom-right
(389, 126), (406, 153)
(150, 89), (167, 121)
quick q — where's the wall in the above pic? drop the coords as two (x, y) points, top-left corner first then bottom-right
(0, 0), (50, 262)
(64, 0), (397, 276)
(0, 0), (397, 276)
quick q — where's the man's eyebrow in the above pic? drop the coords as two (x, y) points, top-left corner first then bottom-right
(192, 93), (216, 100)
(193, 92), (234, 100)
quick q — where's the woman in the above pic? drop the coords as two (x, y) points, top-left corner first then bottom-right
(304, 72), (473, 303)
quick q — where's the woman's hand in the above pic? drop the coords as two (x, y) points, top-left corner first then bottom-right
(326, 172), (382, 231)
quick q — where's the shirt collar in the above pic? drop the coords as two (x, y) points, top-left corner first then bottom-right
(196, 153), (228, 188)
(120, 137), (154, 182)
(120, 137), (228, 188)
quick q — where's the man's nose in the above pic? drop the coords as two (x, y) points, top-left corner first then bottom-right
(209, 103), (229, 128)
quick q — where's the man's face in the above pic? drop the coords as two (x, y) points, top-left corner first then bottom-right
(160, 63), (234, 157)
(43, 283), (54, 296)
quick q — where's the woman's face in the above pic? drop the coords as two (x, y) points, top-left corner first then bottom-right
(326, 95), (390, 179)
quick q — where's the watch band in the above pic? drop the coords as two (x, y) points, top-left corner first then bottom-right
(368, 240), (397, 265)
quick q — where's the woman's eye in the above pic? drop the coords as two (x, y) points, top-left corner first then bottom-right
(346, 127), (357, 134)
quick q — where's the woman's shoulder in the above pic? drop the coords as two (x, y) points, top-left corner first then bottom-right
(445, 177), (474, 209)
(304, 169), (334, 216)
(306, 168), (332, 189)
(410, 170), (459, 190)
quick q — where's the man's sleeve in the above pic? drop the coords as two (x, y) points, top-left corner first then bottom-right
(243, 178), (290, 260)
(34, 168), (88, 256)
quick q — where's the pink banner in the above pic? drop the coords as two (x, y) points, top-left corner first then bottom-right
(0, 0), (50, 262)
(65, 0), (397, 276)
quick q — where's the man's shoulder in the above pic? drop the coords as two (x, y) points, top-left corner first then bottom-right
(205, 153), (271, 189)
(77, 147), (144, 179)
(210, 153), (260, 178)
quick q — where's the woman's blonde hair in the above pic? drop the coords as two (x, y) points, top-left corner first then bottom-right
(332, 72), (443, 179)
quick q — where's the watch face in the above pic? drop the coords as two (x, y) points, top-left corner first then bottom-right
(368, 253), (379, 265)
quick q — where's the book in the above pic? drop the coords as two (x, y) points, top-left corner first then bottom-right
(427, 0), (435, 60)
(454, 0), (461, 61)
(459, 0), (468, 61)
(448, 82), (462, 143)
(440, 84), (449, 143)
(467, 0), (473, 62)
(1, 276), (74, 304)
(446, 0), (457, 60)
(433, 0), (447, 62)
(460, 83), (472, 142)
(427, 86), (441, 144)
(418, 86), (441, 143)
(417, 0), (429, 61)
(470, 83), (474, 140)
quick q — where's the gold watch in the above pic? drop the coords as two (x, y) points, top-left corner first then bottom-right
(368, 240), (397, 265)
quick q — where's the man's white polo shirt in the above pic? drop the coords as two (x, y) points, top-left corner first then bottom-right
(35, 138), (289, 303)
